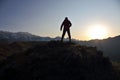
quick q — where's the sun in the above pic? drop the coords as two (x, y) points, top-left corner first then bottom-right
(88, 24), (108, 39)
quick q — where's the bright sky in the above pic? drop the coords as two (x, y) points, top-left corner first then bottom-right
(0, 0), (120, 40)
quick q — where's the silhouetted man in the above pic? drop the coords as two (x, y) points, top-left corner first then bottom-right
(60, 17), (72, 42)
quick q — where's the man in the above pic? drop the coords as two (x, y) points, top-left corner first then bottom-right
(60, 17), (72, 42)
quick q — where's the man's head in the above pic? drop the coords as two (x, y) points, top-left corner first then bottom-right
(65, 17), (68, 20)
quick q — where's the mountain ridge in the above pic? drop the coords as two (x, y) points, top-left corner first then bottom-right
(84, 35), (120, 62)
(0, 30), (52, 42)
(0, 30), (120, 62)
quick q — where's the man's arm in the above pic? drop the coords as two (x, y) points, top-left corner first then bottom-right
(69, 21), (72, 27)
(60, 21), (64, 31)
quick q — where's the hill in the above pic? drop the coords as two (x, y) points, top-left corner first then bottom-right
(0, 41), (119, 80)
(82, 35), (120, 62)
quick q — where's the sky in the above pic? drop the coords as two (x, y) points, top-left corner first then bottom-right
(0, 0), (120, 40)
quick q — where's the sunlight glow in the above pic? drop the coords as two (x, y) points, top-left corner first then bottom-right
(88, 24), (108, 39)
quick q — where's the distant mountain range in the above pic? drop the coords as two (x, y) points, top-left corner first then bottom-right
(0, 31), (77, 42)
(0, 30), (120, 62)
(0, 31), (53, 42)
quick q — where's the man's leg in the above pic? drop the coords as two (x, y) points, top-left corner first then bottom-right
(61, 29), (66, 42)
(67, 29), (71, 42)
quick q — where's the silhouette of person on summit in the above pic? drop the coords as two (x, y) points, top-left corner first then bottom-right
(60, 17), (72, 42)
